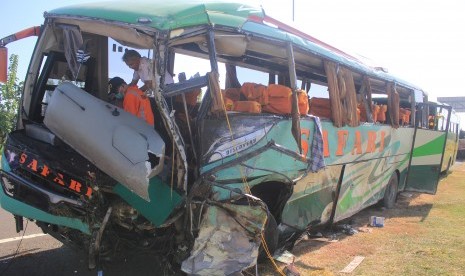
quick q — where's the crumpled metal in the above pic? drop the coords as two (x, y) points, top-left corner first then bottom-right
(181, 203), (267, 275)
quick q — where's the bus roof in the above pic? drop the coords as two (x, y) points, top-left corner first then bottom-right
(46, 0), (425, 94)
(47, 0), (262, 30)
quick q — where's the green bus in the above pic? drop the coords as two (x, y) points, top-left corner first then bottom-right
(0, 1), (459, 274)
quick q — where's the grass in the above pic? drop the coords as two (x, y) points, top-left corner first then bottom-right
(258, 161), (465, 275)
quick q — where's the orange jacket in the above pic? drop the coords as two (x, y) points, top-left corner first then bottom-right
(123, 85), (154, 126)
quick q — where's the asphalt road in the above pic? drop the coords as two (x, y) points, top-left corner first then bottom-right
(0, 208), (169, 276)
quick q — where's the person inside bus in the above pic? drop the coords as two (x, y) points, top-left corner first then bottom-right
(107, 83), (124, 108)
(122, 50), (173, 93)
(108, 76), (154, 126)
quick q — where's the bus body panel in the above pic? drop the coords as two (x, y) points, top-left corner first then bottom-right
(441, 130), (459, 172)
(406, 129), (446, 194)
(0, 1), (459, 274)
(202, 120), (416, 229)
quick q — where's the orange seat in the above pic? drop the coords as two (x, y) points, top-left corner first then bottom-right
(267, 84), (292, 98)
(400, 108), (411, 125)
(175, 88), (201, 107)
(223, 97), (234, 111)
(358, 103), (367, 122)
(223, 88), (242, 102)
(309, 97), (331, 118)
(297, 89), (309, 115)
(372, 105), (380, 122)
(359, 103), (380, 122)
(262, 84), (292, 114)
(233, 101), (262, 113)
(240, 82), (269, 106)
(377, 105), (387, 123)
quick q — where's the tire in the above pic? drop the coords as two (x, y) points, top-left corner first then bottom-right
(383, 173), (398, 209)
(258, 213), (278, 262)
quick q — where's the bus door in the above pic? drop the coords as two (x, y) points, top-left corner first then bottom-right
(405, 103), (452, 194)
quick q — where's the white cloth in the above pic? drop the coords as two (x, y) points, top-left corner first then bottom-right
(132, 57), (173, 85)
(132, 57), (153, 83)
(164, 71), (174, 84)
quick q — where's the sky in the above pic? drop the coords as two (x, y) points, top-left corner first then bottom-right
(2, 0), (465, 123)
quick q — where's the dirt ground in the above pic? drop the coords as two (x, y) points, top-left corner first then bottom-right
(258, 161), (465, 276)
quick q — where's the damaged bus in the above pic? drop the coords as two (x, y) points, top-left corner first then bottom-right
(0, 1), (458, 274)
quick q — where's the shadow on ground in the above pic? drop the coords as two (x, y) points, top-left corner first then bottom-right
(284, 190), (433, 260)
(0, 245), (180, 276)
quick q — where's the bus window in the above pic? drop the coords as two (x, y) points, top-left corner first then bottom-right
(308, 83), (329, 99)
(32, 51), (93, 121)
(307, 83), (331, 120)
(236, 66), (268, 86)
(173, 54), (220, 84)
(437, 108), (447, 131)
(172, 53), (227, 103)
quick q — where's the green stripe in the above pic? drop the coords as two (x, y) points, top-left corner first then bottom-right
(412, 134), (445, 157)
(113, 177), (183, 227)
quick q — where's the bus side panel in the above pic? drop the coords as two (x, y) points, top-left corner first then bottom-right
(441, 131), (458, 172)
(406, 129), (446, 194)
(281, 166), (342, 229)
(200, 117), (311, 182)
(332, 127), (412, 222)
(281, 125), (413, 227)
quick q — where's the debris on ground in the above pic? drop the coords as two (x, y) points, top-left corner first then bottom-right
(369, 216), (385, 227)
(311, 237), (339, 243)
(293, 235), (307, 247)
(399, 192), (413, 198)
(334, 224), (359, 235)
(273, 250), (297, 264)
(324, 232), (338, 241)
(308, 231), (323, 238)
(283, 257), (300, 276)
(357, 226), (373, 233)
(295, 231), (340, 246)
(339, 256), (365, 273)
(295, 223), (366, 248)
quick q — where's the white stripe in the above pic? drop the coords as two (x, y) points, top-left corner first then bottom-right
(0, 233), (47, 244)
(411, 154), (442, 166)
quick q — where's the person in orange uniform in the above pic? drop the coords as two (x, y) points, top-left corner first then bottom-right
(108, 77), (154, 126)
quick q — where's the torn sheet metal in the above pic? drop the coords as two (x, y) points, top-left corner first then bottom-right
(181, 203), (267, 275)
(44, 83), (165, 201)
(153, 87), (188, 192)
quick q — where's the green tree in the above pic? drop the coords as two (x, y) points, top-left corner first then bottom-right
(0, 54), (22, 150)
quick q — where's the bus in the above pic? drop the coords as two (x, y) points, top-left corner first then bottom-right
(0, 1), (459, 274)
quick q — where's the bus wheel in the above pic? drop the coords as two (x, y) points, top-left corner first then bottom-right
(258, 213), (278, 262)
(383, 173), (398, 209)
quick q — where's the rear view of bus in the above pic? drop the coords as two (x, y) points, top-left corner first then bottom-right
(0, 1), (457, 274)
